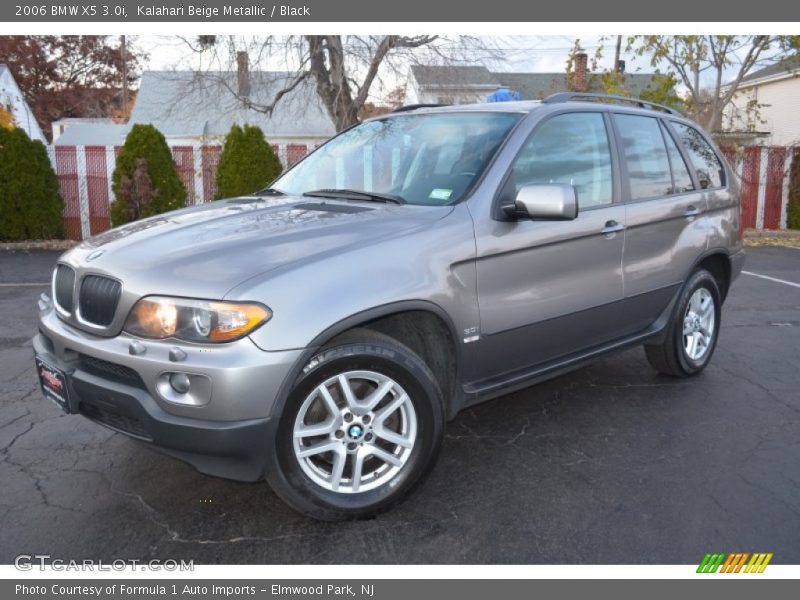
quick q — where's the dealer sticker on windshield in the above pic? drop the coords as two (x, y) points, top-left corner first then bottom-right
(429, 188), (452, 201)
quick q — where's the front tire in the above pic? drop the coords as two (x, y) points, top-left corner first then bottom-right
(267, 329), (445, 521)
(644, 268), (722, 378)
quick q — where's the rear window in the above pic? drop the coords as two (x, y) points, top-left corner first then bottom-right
(671, 122), (725, 189)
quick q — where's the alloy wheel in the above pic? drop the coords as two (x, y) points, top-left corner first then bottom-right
(682, 287), (715, 361)
(292, 370), (417, 493)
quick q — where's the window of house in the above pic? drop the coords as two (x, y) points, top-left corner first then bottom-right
(511, 112), (613, 209)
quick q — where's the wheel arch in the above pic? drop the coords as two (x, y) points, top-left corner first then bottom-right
(267, 300), (463, 425)
(692, 249), (733, 303)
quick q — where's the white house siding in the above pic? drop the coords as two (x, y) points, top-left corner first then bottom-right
(727, 76), (800, 146)
(0, 66), (46, 143)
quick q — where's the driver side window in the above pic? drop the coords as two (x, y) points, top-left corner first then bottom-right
(512, 112), (613, 209)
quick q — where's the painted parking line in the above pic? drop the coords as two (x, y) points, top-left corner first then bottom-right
(742, 271), (800, 289)
(0, 283), (49, 288)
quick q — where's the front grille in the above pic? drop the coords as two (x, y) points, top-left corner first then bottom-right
(53, 265), (75, 313)
(78, 275), (121, 326)
(79, 354), (144, 388)
(79, 401), (150, 440)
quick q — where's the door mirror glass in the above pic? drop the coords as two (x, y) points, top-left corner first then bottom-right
(505, 184), (578, 220)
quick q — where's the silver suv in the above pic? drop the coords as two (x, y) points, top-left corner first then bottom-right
(34, 93), (744, 520)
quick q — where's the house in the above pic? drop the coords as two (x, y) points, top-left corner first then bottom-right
(722, 56), (800, 146)
(51, 117), (115, 143)
(0, 64), (46, 143)
(405, 55), (657, 106)
(55, 55), (335, 147)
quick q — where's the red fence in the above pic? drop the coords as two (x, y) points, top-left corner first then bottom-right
(49, 142), (316, 240)
(723, 145), (798, 231)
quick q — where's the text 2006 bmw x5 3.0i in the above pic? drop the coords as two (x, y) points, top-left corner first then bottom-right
(34, 93), (744, 520)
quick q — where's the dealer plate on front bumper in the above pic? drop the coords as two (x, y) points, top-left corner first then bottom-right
(35, 357), (70, 413)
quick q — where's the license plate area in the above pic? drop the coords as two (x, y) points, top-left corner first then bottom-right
(35, 357), (70, 413)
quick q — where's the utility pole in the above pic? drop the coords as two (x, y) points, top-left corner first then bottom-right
(120, 35), (128, 117)
(614, 35), (622, 73)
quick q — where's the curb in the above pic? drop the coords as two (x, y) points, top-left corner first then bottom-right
(744, 228), (800, 240)
(0, 241), (78, 251)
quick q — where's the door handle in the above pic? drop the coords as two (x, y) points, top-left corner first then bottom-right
(601, 220), (625, 235)
(684, 205), (701, 218)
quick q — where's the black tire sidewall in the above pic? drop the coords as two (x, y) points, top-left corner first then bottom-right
(673, 270), (722, 374)
(269, 338), (444, 519)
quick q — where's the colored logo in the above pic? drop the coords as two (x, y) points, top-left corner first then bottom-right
(697, 552), (773, 573)
(40, 368), (63, 391)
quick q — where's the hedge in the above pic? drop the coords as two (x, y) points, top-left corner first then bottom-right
(788, 148), (800, 230)
(216, 124), (283, 199)
(0, 127), (63, 241)
(111, 124), (187, 226)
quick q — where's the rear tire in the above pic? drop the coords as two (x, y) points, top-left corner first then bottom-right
(644, 268), (721, 378)
(267, 329), (445, 521)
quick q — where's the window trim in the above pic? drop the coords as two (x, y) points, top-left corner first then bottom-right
(663, 119), (727, 191)
(493, 109), (621, 216)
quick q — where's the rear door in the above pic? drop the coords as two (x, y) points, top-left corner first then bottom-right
(613, 112), (709, 331)
(473, 111), (626, 379)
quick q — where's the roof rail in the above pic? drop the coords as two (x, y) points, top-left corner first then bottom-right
(392, 103), (449, 113)
(542, 93), (682, 116)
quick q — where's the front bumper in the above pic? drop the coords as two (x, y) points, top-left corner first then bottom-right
(34, 307), (304, 481)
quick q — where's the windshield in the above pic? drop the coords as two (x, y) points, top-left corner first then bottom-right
(271, 112), (521, 206)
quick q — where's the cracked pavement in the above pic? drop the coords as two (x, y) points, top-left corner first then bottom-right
(0, 247), (798, 564)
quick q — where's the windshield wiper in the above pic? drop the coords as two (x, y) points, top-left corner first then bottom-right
(254, 187), (287, 196)
(303, 188), (406, 205)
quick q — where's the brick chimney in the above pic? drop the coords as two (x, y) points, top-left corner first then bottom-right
(573, 52), (588, 92)
(237, 51), (250, 97)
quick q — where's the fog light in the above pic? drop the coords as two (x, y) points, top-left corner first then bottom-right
(169, 372), (191, 394)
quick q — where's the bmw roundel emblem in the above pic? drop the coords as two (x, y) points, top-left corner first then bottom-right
(86, 249), (104, 262)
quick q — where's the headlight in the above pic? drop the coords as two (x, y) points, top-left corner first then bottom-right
(125, 296), (271, 343)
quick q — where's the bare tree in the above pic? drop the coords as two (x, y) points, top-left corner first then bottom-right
(178, 35), (501, 131)
(628, 36), (800, 131)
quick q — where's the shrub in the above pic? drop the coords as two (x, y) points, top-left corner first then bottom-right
(788, 149), (800, 230)
(0, 127), (63, 241)
(216, 124), (283, 199)
(111, 124), (186, 226)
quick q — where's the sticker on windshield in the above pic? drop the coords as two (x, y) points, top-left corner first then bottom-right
(429, 188), (452, 201)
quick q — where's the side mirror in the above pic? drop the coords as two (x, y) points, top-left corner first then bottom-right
(502, 184), (578, 220)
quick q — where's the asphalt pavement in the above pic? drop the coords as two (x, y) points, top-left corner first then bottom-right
(0, 246), (798, 564)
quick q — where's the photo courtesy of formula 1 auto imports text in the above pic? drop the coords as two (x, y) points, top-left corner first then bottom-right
(0, 0), (799, 597)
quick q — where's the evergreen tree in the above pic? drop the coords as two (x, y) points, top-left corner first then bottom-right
(111, 124), (186, 226)
(0, 127), (63, 240)
(216, 124), (283, 199)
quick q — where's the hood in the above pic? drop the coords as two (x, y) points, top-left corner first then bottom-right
(61, 196), (452, 299)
